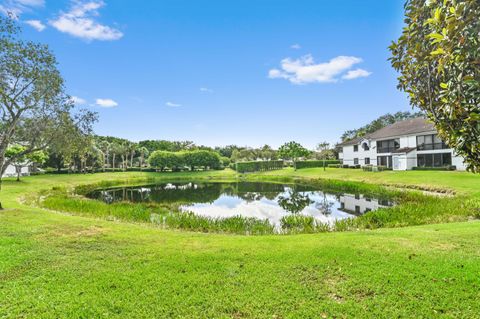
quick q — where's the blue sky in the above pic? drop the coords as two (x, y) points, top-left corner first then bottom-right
(3, 0), (412, 148)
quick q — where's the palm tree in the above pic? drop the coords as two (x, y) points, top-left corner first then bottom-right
(138, 146), (149, 169)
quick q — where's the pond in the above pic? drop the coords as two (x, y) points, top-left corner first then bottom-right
(87, 181), (394, 228)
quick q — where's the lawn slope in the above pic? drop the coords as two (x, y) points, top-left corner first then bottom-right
(0, 169), (479, 318)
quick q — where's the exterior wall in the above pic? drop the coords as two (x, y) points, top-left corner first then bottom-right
(339, 194), (390, 215)
(2, 164), (30, 178)
(340, 144), (377, 167)
(452, 153), (467, 170)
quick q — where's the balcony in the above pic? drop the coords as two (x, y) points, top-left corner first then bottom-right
(417, 143), (449, 151)
(377, 146), (400, 153)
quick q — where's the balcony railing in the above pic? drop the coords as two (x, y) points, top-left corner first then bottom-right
(417, 143), (449, 151)
(377, 147), (399, 153)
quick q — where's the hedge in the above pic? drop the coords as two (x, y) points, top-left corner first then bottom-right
(295, 160), (341, 169)
(412, 166), (456, 171)
(234, 160), (284, 173)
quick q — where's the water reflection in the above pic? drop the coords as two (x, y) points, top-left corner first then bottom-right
(88, 182), (394, 226)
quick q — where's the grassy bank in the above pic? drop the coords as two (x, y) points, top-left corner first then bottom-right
(29, 170), (480, 235)
(1, 169), (480, 317)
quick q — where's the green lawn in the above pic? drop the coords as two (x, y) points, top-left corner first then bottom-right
(1, 169), (480, 318)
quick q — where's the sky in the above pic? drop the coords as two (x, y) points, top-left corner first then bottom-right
(2, 0), (413, 149)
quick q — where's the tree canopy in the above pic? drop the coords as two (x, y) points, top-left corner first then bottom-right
(340, 111), (424, 142)
(390, 0), (480, 172)
(0, 16), (96, 208)
(278, 141), (311, 170)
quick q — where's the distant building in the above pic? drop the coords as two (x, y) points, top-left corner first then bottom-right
(2, 163), (30, 178)
(337, 117), (466, 171)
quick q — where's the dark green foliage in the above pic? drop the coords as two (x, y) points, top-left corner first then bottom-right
(390, 0), (480, 172)
(234, 160), (284, 173)
(278, 141), (311, 170)
(147, 150), (221, 171)
(295, 160), (341, 169)
(412, 166), (456, 171)
(138, 140), (195, 153)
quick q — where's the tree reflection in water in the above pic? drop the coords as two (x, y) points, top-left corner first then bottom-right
(277, 190), (313, 215)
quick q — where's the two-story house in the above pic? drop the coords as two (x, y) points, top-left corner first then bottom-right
(337, 117), (466, 171)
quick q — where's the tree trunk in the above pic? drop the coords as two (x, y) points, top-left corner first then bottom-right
(16, 165), (21, 181)
(113, 154), (116, 171)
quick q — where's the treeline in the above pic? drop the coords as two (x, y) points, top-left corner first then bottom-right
(37, 126), (343, 174)
(341, 111), (425, 142)
(148, 150), (227, 171)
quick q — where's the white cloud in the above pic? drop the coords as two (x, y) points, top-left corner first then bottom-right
(25, 19), (45, 31)
(70, 96), (87, 105)
(49, 1), (123, 41)
(342, 68), (372, 80)
(95, 98), (118, 107)
(0, 0), (44, 18)
(290, 44), (301, 50)
(200, 87), (213, 93)
(166, 101), (181, 107)
(268, 54), (370, 84)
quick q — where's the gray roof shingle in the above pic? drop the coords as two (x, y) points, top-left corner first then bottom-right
(337, 117), (435, 147)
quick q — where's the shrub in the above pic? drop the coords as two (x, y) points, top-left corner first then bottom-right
(412, 166), (457, 171)
(234, 160), (284, 173)
(328, 164), (341, 168)
(295, 160), (341, 169)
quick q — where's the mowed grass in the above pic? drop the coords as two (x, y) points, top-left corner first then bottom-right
(1, 169), (480, 318)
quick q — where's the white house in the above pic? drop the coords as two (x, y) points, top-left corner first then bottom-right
(2, 163), (30, 178)
(338, 117), (466, 171)
(339, 194), (393, 215)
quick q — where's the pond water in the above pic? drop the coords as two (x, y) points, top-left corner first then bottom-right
(87, 182), (394, 227)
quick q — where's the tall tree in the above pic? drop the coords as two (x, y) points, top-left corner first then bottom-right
(278, 141), (311, 171)
(316, 142), (330, 171)
(390, 0), (480, 172)
(0, 17), (96, 208)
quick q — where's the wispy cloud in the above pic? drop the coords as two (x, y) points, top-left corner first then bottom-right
(95, 98), (118, 107)
(342, 68), (372, 80)
(0, 0), (44, 18)
(49, 1), (123, 41)
(25, 19), (45, 31)
(70, 95), (87, 105)
(166, 101), (181, 107)
(200, 87), (213, 93)
(290, 44), (301, 50)
(268, 54), (371, 84)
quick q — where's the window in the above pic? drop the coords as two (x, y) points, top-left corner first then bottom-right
(353, 145), (358, 152)
(355, 206), (361, 214)
(417, 153), (452, 167)
(364, 158), (370, 165)
(417, 134), (449, 150)
(362, 142), (370, 151)
(377, 156), (392, 168)
(354, 158), (359, 165)
(376, 139), (400, 153)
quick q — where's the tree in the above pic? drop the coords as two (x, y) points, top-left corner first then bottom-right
(148, 151), (178, 171)
(340, 111), (424, 142)
(5, 145), (47, 181)
(0, 17), (96, 208)
(390, 0), (480, 172)
(278, 141), (311, 171)
(316, 141), (330, 171)
(138, 146), (149, 169)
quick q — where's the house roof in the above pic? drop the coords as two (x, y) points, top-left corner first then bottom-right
(337, 117), (435, 147)
(392, 147), (417, 154)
